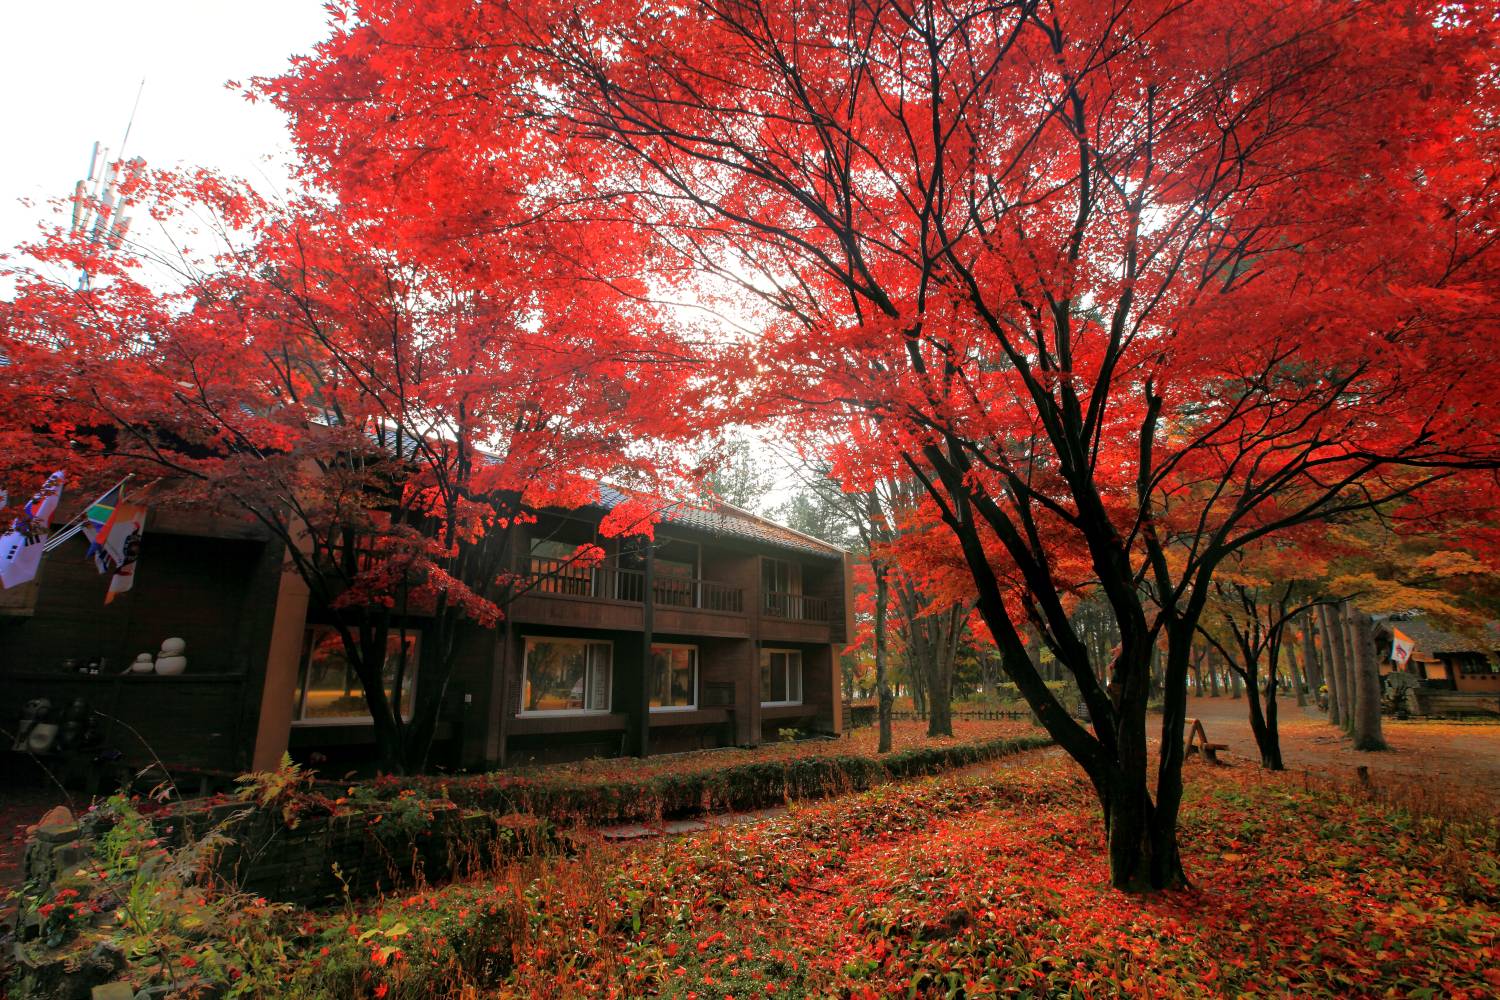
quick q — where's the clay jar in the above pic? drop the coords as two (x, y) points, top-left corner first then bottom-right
(155, 637), (188, 675)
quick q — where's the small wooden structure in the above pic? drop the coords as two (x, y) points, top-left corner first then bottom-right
(1184, 718), (1228, 765)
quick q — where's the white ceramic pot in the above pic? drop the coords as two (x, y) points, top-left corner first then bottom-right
(154, 655), (187, 676)
(131, 653), (156, 674)
(159, 637), (187, 656)
(27, 722), (59, 753)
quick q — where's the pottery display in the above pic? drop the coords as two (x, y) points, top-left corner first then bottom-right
(130, 653), (155, 673)
(154, 637), (188, 675)
(26, 722), (59, 753)
(154, 655), (187, 676)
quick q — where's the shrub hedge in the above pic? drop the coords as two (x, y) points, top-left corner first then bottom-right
(370, 734), (1054, 827)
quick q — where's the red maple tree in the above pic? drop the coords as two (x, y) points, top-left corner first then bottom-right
(261, 0), (1500, 887)
(3, 169), (706, 772)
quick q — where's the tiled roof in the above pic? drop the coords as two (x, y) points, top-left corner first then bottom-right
(1378, 616), (1500, 655)
(594, 485), (844, 558)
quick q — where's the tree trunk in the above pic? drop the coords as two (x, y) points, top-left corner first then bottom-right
(1301, 612), (1323, 693)
(1347, 605), (1387, 751)
(1285, 637), (1308, 707)
(925, 609), (961, 738)
(1344, 602), (1368, 734)
(1229, 666), (1242, 699)
(874, 561), (892, 754)
(1240, 665), (1284, 770)
(1319, 603), (1346, 728)
(1207, 653), (1221, 696)
(1103, 772), (1185, 892)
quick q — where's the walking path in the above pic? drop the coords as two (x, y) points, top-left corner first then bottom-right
(1171, 695), (1500, 801)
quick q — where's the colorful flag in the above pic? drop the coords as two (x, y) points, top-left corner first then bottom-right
(84, 482), (123, 534)
(0, 471), (66, 589)
(85, 501), (147, 600)
(1391, 628), (1416, 667)
(79, 481), (127, 569)
(44, 477), (128, 554)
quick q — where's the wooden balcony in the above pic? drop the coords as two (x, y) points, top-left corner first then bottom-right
(512, 557), (752, 637)
(759, 590), (838, 643)
(762, 591), (834, 623)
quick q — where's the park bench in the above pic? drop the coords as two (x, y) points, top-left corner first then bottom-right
(1184, 718), (1228, 765)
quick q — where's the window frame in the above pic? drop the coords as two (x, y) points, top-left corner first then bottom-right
(292, 625), (419, 727)
(760, 647), (804, 706)
(518, 636), (614, 717)
(649, 642), (699, 712)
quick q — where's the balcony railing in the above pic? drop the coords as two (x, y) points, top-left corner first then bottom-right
(762, 591), (835, 623)
(525, 557), (745, 613)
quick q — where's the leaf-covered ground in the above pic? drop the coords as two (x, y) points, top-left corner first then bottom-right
(505, 718), (1045, 781)
(214, 753), (1500, 999)
(1176, 696), (1500, 801)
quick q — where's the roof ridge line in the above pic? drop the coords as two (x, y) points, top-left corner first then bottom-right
(707, 496), (847, 555)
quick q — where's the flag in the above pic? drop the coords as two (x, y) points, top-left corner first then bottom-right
(84, 482), (123, 535)
(1391, 628), (1416, 667)
(99, 502), (146, 604)
(0, 471), (65, 589)
(44, 477), (127, 554)
(79, 481), (126, 569)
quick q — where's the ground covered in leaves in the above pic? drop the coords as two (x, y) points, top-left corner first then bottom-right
(202, 754), (1498, 999)
(506, 719), (1044, 781)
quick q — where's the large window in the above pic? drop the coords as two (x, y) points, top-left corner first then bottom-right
(761, 649), (803, 705)
(763, 558), (803, 618)
(521, 638), (613, 714)
(294, 626), (418, 724)
(650, 644), (698, 710)
(529, 539), (597, 597)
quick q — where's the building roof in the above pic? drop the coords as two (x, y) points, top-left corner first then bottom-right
(593, 485), (845, 559)
(1378, 616), (1500, 656)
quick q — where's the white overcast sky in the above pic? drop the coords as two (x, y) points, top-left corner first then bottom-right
(0, 0), (331, 257)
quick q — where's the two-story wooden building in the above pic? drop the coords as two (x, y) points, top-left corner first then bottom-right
(2, 490), (851, 777)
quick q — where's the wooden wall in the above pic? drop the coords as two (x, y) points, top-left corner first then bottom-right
(1, 514), (285, 776)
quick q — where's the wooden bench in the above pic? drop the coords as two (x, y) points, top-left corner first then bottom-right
(1184, 718), (1228, 765)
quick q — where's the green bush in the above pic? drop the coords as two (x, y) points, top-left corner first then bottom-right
(369, 734), (1054, 827)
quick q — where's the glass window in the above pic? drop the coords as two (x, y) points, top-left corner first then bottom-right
(530, 539), (597, 596)
(761, 649), (803, 705)
(763, 558), (803, 617)
(521, 638), (613, 714)
(294, 626), (418, 723)
(650, 644), (697, 709)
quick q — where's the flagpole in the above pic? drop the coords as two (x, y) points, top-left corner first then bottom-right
(41, 473), (132, 552)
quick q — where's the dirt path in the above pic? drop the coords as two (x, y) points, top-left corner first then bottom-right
(1171, 695), (1500, 801)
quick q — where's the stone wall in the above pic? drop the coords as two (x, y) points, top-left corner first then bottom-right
(19, 799), (552, 913)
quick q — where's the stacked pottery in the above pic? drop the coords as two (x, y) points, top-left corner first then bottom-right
(154, 637), (188, 676)
(130, 652), (155, 673)
(26, 698), (59, 752)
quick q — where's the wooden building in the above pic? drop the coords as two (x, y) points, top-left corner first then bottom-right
(2, 491), (851, 778)
(1373, 616), (1500, 694)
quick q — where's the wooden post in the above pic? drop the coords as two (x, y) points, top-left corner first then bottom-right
(636, 540), (654, 757)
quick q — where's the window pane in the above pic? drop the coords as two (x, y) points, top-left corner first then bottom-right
(296, 627), (417, 721)
(382, 633), (419, 719)
(651, 646), (696, 708)
(654, 559), (696, 607)
(531, 539), (594, 596)
(587, 644), (612, 711)
(523, 640), (610, 713)
(525, 640), (588, 712)
(787, 652), (802, 703)
(760, 650), (773, 701)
